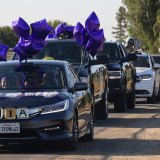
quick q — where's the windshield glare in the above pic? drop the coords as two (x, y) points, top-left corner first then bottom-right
(0, 64), (66, 90)
(34, 42), (84, 62)
(134, 56), (150, 68)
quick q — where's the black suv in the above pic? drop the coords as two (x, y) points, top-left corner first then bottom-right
(100, 42), (137, 112)
(13, 39), (109, 119)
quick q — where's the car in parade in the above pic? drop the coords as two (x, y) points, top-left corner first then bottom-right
(99, 41), (137, 112)
(12, 39), (109, 119)
(0, 60), (94, 150)
(135, 53), (160, 103)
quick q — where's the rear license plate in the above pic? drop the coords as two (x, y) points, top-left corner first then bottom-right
(0, 123), (20, 133)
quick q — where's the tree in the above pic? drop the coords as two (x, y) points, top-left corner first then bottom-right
(0, 26), (18, 47)
(122, 0), (160, 53)
(48, 19), (69, 28)
(112, 6), (127, 43)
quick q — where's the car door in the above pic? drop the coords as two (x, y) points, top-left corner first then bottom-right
(67, 64), (90, 129)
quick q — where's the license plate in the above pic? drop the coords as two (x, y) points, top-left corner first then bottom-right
(0, 123), (20, 133)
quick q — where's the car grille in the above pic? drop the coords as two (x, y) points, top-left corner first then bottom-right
(136, 90), (150, 94)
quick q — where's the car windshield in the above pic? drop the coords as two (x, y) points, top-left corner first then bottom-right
(99, 43), (120, 61)
(134, 56), (150, 68)
(0, 63), (66, 90)
(34, 42), (85, 62)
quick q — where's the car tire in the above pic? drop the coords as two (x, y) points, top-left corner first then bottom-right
(94, 90), (108, 119)
(68, 113), (78, 150)
(114, 90), (127, 112)
(81, 108), (94, 142)
(127, 86), (136, 109)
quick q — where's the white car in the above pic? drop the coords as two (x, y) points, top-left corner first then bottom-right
(135, 53), (160, 103)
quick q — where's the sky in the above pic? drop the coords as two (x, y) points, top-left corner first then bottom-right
(0, 0), (122, 41)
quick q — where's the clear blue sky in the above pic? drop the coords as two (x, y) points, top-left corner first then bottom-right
(0, 0), (122, 41)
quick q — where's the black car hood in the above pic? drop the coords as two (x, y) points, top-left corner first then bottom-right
(0, 91), (70, 108)
(107, 62), (121, 71)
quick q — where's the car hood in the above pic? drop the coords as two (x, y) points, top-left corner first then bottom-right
(0, 90), (70, 108)
(136, 67), (152, 75)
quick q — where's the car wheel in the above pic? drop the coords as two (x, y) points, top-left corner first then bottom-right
(81, 108), (94, 142)
(68, 113), (78, 150)
(114, 90), (127, 112)
(127, 86), (136, 109)
(94, 89), (108, 119)
(147, 85), (156, 104)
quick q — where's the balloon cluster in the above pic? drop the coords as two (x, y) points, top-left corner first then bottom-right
(12, 17), (53, 62)
(48, 23), (74, 39)
(0, 42), (9, 61)
(73, 11), (105, 57)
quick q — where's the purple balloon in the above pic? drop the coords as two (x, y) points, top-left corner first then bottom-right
(0, 43), (9, 61)
(85, 29), (105, 57)
(65, 26), (74, 38)
(85, 11), (100, 33)
(15, 37), (47, 60)
(73, 22), (86, 46)
(12, 17), (30, 39)
(13, 44), (27, 62)
(31, 19), (53, 40)
(54, 23), (66, 38)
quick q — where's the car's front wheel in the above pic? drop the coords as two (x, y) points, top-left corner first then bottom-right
(94, 90), (108, 119)
(127, 86), (136, 109)
(114, 90), (127, 112)
(68, 113), (78, 150)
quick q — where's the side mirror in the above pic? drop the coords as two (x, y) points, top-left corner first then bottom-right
(127, 53), (137, 61)
(153, 63), (160, 70)
(74, 82), (88, 91)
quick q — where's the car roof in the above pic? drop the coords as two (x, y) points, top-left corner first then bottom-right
(0, 60), (69, 67)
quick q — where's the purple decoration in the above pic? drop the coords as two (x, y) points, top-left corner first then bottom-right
(31, 19), (53, 40)
(85, 29), (105, 57)
(12, 17), (30, 39)
(73, 22), (86, 46)
(54, 23), (66, 38)
(65, 26), (74, 38)
(85, 11), (100, 33)
(0, 43), (9, 61)
(13, 45), (27, 62)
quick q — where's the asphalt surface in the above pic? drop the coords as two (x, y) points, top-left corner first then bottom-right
(0, 99), (160, 160)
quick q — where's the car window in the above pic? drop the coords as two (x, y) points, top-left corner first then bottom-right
(0, 63), (66, 90)
(102, 43), (121, 61)
(134, 56), (150, 68)
(34, 42), (85, 63)
(67, 65), (77, 88)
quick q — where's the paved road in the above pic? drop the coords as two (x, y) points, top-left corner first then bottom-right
(0, 99), (160, 160)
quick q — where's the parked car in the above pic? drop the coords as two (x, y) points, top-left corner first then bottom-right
(12, 39), (109, 119)
(135, 53), (160, 103)
(99, 42), (137, 112)
(0, 60), (94, 150)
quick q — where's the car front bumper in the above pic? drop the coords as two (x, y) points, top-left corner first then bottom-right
(0, 111), (74, 143)
(136, 79), (154, 98)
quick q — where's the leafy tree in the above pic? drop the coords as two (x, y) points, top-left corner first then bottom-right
(48, 19), (69, 28)
(122, 0), (160, 53)
(112, 6), (127, 43)
(153, 9), (160, 52)
(0, 26), (18, 47)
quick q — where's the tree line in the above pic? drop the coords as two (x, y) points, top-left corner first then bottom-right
(112, 0), (160, 53)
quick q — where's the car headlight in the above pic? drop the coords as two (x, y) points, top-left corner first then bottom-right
(41, 100), (69, 115)
(108, 71), (122, 79)
(140, 74), (152, 80)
